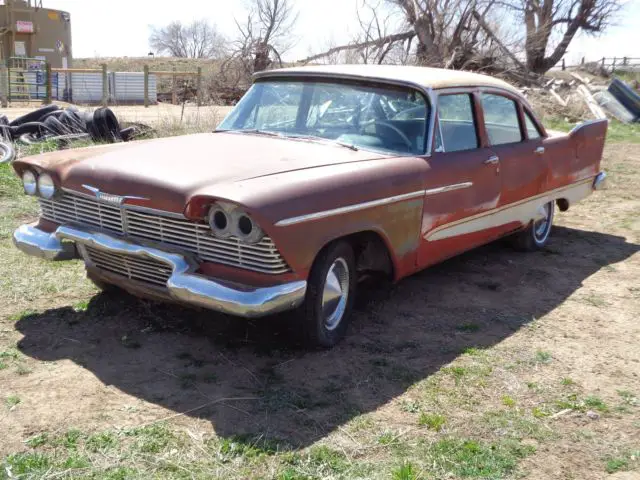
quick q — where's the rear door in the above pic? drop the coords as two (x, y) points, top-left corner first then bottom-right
(480, 92), (547, 206)
(417, 91), (502, 268)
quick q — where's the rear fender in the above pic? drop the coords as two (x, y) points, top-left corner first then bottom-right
(545, 119), (608, 190)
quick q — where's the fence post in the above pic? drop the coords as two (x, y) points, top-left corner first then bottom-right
(172, 67), (177, 105)
(612, 57), (616, 73)
(101, 63), (108, 107)
(43, 63), (51, 105)
(581, 57), (585, 65)
(623, 56), (627, 66)
(0, 65), (7, 108)
(601, 57), (605, 68)
(196, 67), (202, 107)
(144, 65), (149, 108)
(561, 58), (565, 71)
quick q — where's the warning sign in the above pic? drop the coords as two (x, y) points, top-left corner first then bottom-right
(16, 21), (34, 33)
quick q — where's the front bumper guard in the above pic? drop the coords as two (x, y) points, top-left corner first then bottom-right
(13, 224), (307, 318)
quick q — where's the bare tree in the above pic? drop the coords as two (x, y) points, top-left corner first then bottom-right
(225, 0), (298, 82)
(504, 0), (622, 74)
(149, 20), (225, 59)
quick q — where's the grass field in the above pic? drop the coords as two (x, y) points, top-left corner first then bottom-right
(0, 128), (639, 479)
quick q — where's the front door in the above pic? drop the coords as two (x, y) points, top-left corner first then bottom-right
(417, 92), (502, 268)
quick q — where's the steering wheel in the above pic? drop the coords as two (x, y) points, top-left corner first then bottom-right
(372, 121), (413, 150)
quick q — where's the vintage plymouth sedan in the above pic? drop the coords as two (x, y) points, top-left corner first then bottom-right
(12, 65), (607, 347)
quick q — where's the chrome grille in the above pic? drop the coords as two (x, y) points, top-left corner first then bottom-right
(39, 191), (290, 274)
(83, 246), (172, 287)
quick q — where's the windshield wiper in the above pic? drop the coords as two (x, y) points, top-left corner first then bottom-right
(286, 134), (359, 151)
(216, 129), (285, 138)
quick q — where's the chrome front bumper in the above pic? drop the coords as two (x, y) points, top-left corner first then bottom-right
(13, 224), (307, 318)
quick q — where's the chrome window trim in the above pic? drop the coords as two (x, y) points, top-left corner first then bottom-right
(275, 190), (425, 227)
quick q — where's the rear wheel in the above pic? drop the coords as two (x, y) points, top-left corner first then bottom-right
(511, 201), (555, 251)
(299, 241), (356, 348)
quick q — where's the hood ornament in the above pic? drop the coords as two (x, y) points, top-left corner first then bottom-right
(82, 184), (149, 206)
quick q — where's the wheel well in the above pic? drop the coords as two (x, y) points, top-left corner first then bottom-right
(341, 231), (394, 279)
(556, 198), (569, 212)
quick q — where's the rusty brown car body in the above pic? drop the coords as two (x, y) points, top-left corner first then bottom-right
(12, 65), (608, 347)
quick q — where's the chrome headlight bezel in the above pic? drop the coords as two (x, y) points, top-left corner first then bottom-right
(22, 170), (37, 196)
(208, 203), (264, 244)
(37, 173), (57, 199)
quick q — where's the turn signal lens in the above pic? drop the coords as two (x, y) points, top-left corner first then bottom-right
(22, 170), (37, 195)
(37, 173), (56, 199)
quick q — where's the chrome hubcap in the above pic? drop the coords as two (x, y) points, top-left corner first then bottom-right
(533, 203), (552, 243)
(322, 257), (350, 331)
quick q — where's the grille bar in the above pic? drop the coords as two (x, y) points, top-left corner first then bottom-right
(39, 191), (290, 274)
(84, 246), (172, 286)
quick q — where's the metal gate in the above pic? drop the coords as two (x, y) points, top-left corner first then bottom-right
(8, 57), (47, 102)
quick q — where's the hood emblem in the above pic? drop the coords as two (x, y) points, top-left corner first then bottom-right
(82, 184), (149, 206)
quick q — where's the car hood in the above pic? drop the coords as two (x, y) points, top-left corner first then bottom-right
(16, 132), (388, 214)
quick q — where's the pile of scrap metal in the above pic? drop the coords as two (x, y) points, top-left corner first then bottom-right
(0, 105), (143, 164)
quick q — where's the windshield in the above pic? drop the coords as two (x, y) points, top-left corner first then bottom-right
(218, 80), (430, 155)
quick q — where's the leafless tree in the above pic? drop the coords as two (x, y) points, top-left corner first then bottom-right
(225, 0), (298, 83)
(149, 20), (225, 59)
(504, 0), (622, 74)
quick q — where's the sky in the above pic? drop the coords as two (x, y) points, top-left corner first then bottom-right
(45, 0), (640, 65)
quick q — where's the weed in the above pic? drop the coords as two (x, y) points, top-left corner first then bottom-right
(217, 434), (286, 458)
(4, 452), (50, 476)
(277, 468), (314, 480)
(392, 460), (420, 480)
(307, 445), (349, 474)
(378, 431), (399, 446)
(87, 432), (118, 452)
(400, 399), (421, 413)
(15, 364), (32, 375)
(617, 390), (638, 406)
(584, 396), (609, 413)
(532, 406), (551, 418)
(482, 410), (549, 441)
(605, 457), (629, 473)
(72, 300), (90, 312)
(5, 395), (20, 408)
(418, 412), (446, 431)
(561, 377), (575, 386)
(26, 433), (49, 448)
(427, 438), (535, 478)
(534, 350), (552, 364)
(125, 423), (176, 454)
(59, 429), (82, 450)
(457, 323), (480, 333)
(462, 347), (484, 356)
(502, 395), (516, 407)
(0, 361), (6, 370)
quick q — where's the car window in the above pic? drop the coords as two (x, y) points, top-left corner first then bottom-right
(219, 81), (430, 155)
(436, 94), (478, 152)
(481, 93), (523, 145)
(524, 110), (541, 139)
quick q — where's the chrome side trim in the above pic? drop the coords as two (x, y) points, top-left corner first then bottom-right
(275, 190), (425, 227)
(424, 182), (473, 196)
(13, 223), (306, 318)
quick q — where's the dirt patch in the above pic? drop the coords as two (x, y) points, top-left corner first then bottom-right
(0, 144), (639, 478)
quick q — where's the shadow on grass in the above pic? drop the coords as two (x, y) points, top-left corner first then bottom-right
(14, 226), (640, 449)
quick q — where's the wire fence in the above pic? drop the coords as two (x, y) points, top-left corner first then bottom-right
(550, 56), (640, 72)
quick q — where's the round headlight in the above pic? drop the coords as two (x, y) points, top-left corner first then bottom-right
(234, 213), (264, 244)
(207, 205), (232, 238)
(37, 173), (56, 199)
(22, 170), (37, 196)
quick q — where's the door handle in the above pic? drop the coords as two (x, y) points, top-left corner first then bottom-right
(535, 146), (545, 155)
(484, 155), (499, 165)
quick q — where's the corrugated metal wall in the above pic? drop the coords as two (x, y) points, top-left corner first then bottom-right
(70, 73), (103, 104)
(110, 72), (158, 104)
(0, 69), (161, 104)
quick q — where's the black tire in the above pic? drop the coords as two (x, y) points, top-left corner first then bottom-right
(510, 201), (555, 251)
(87, 107), (122, 143)
(43, 115), (71, 136)
(298, 240), (356, 348)
(9, 105), (60, 127)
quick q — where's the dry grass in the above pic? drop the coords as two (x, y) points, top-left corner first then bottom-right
(0, 136), (639, 478)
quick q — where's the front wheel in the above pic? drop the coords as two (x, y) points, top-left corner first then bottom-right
(511, 201), (555, 251)
(298, 241), (357, 348)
